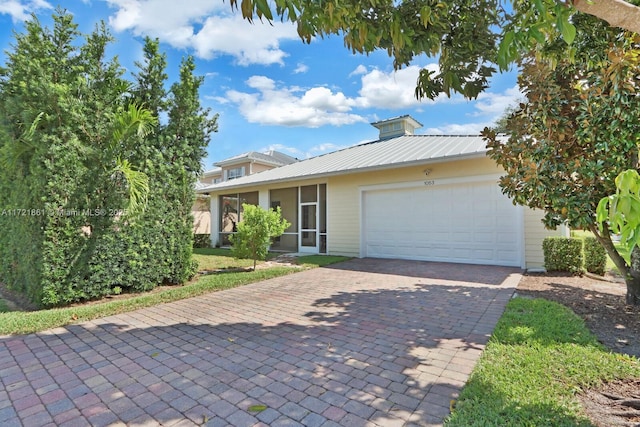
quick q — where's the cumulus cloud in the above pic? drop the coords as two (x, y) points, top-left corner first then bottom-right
(355, 64), (445, 109)
(0, 0), (52, 22)
(103, 0), (298, 65)
(424, 85), (523, 134)
(225, 76), (367, 127)
(472, 85), (524, 117)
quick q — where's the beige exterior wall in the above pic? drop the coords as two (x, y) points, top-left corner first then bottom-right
(251, 163), (273, 174)
(192, 197), (211, 234)
(205, 155), (562, 269)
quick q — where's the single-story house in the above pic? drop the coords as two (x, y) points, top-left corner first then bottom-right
(193, 150), (298, 234)
(198, 115), (565, 269)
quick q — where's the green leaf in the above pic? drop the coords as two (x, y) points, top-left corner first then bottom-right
(557, 18), (576, 45)
(254, 0), (274, 20)
(248, 405), (268, 412)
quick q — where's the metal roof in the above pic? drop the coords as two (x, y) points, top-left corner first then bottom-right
(214, 150), (298, 167)
(199, 134), (495, 193)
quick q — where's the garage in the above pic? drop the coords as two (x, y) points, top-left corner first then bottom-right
(362, 179), (523, 267)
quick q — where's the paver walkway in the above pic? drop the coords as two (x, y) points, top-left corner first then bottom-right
(0, 259), (521, 427)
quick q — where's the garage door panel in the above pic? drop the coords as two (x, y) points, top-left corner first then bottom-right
(363, 181), (521, 267)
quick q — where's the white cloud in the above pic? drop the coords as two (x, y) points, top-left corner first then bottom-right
(103, 0), (298, 65)
(349, 64), (368, 77)
(355, 64), (448, 109)
(192, 15), (298, 65)
(293, 63), (308, 74)
(225, 76), (366, 127)
(424, 85), (523, 134)
(472, 85), (523, 117)
(0, 0), (52, 22)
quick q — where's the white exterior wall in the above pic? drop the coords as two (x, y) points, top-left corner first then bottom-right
(523, 208), (568, 270)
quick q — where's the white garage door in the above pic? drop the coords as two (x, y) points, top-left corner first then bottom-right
(362, 180), (522, 266)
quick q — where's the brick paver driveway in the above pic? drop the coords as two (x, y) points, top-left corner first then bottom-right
(0, 259), (521, 427)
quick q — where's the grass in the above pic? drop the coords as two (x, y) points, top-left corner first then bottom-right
(445, 297), (640, 426)
(192, 247), (272, 270)
(296, 255), (350, 268)
(0, 250), (349, 336)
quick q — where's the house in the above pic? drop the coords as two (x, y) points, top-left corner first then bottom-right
(197, 115), (565, 269)
(193, 150), (298, 234)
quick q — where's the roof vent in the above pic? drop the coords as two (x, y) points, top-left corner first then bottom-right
(371, 115), (423, 140)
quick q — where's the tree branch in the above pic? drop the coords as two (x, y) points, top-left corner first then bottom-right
(573, 0), (640, 34)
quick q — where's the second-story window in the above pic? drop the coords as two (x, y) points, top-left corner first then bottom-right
(227, 167), (245, 180)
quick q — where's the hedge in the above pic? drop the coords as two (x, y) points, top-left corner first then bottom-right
(542, 237), (584, 274)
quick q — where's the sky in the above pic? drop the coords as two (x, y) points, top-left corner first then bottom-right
(0, 0), (522, 170)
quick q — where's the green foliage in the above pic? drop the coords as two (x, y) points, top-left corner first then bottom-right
(193, 234), (211, 248)
(0, 12), (216, 307)
(487, 17), (639, 233)
(229, 0), (636, 100)
(486, 16), (640, 303)
(583, 236), (607, 276)
(542, 237), (584, 274)
(446, 297), (640, 426)
(230, 204), (291, 270)
(597, 169), (640, 252)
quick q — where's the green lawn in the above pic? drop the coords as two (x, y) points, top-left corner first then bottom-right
(192, 247), (271, 270)
(445, 297), (640, 426)
(0, 250), (349, 336)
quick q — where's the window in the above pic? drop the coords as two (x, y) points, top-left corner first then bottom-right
(226, 167), (245, 180)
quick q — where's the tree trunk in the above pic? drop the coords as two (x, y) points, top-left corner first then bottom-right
(626, 246), (640, 305)
(588, 223), (628, 276)
(588, 223), (640, 305)
(573, 0), (640, 34)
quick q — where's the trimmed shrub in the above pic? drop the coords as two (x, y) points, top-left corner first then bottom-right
(194, 234), (211, 248)
(543, 237), (584, 274)
(584, 236), (607, 276)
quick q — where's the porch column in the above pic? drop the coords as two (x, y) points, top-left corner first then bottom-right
(209, 194), (220, 247)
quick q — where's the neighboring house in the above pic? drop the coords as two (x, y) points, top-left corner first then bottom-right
(193, 150), (298, 234)
(198, 115), (565, 269)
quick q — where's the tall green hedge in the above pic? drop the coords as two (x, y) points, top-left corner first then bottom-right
(0, 11), (217, 307)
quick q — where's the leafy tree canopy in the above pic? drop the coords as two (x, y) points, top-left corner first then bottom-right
(485, 15), (640, 303)
(230, 0), (640, 99)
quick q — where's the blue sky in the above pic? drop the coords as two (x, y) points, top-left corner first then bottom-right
(0, 0), (521, 170)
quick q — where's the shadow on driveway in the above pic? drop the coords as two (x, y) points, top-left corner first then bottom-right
(1, 259), (520, 426)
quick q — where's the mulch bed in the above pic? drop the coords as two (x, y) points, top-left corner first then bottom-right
(517, 272), (640, 427)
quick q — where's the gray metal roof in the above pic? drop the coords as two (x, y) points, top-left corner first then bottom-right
(215, 150), (298, 167)
(199, 134), (495, 193)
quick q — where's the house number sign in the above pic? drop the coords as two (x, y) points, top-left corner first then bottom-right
(424, 180), (436, 186)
